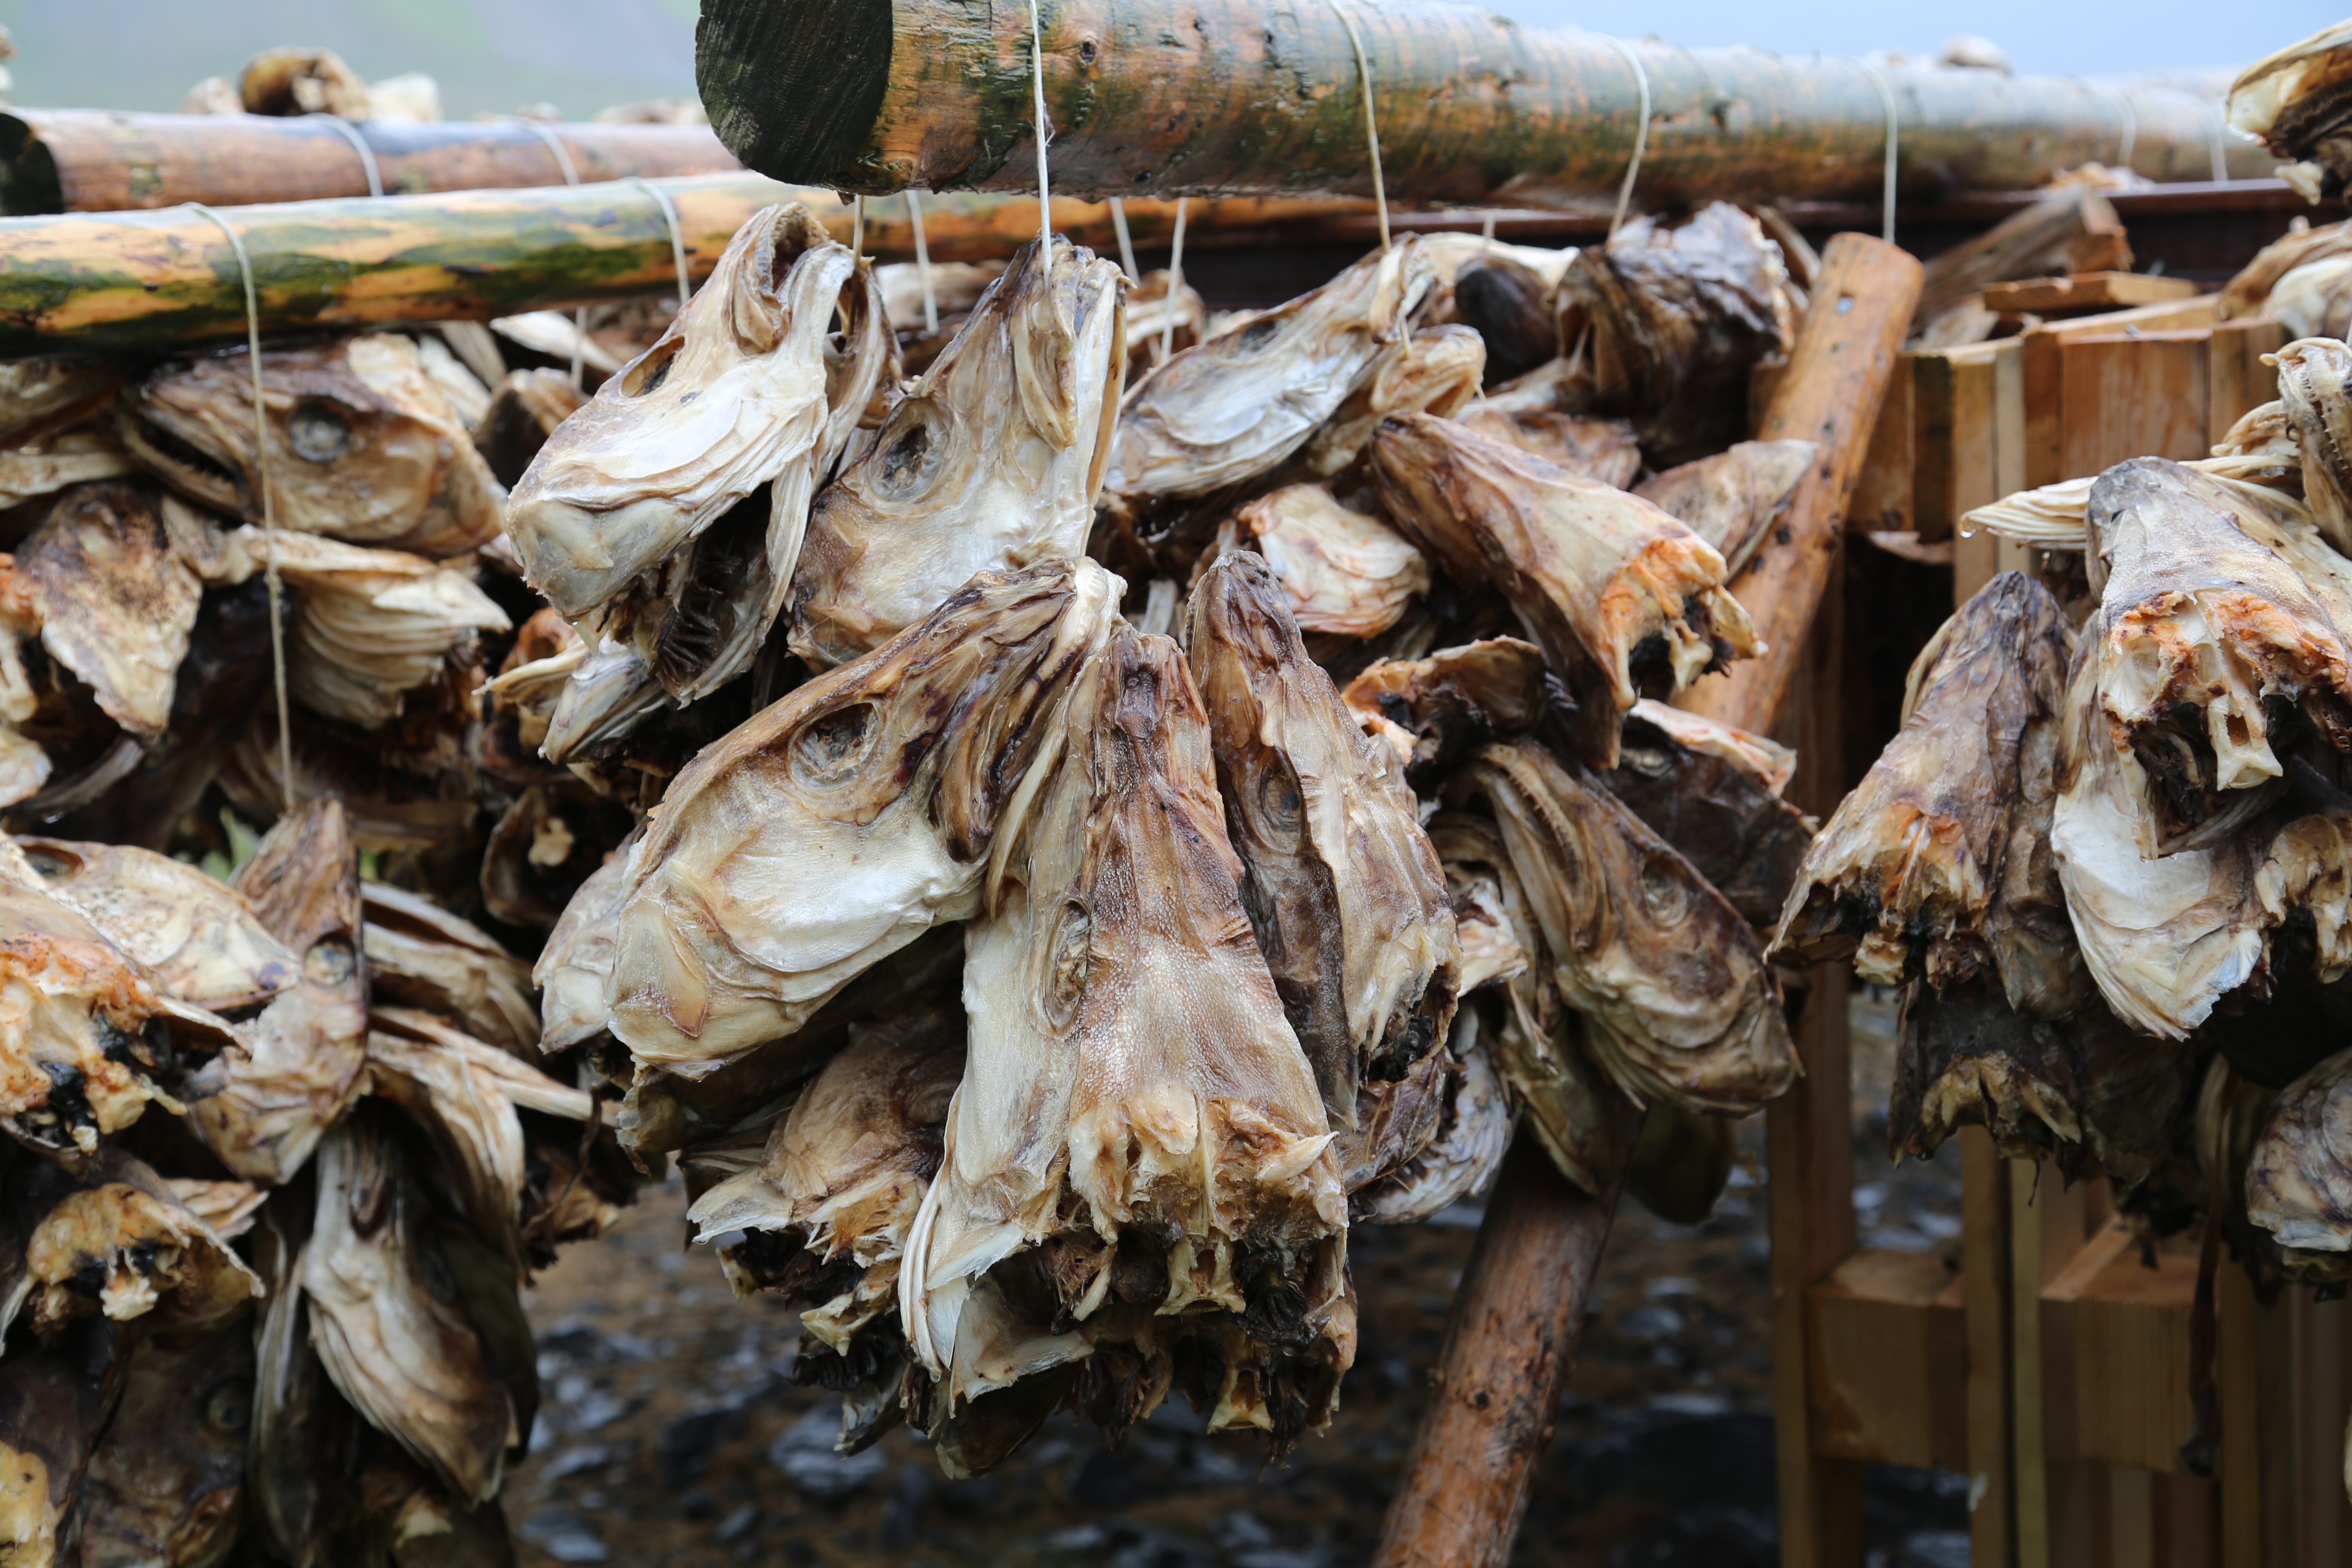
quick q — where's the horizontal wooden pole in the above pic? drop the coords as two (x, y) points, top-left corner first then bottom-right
(0, 110), (744, 215)
(698, 0), (2275, 203)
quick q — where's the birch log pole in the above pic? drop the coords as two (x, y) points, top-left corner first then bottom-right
(1371, 232), (1923, 1568)
(697, 0), (2269, 204)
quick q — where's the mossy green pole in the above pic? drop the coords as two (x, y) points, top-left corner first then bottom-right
(695, 0), (2271, 205)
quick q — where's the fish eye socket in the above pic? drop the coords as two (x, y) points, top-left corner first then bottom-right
(1255, 769), (1305, 840)
(286, 401), (352, 463)
(305, 939), (356, 985)
(1237, 318), (1282, 352)
(20, 849), (71, 879)
(1637, 853), (1689, 925)
(202, 1383), (251, 1435)
(789, 703), (876, 787)
(874, 410), (946, 500)
(625, 343), (680, 398)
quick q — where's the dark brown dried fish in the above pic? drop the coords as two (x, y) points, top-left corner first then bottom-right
(77, 1316), (256, 1568)
(1340, 637), (1549, 790)
(607, 560), (1120, 1073)
(0, 1320), (113, 1566)
(120, 334), (506, 557)
(1600, 701), (1814, 928)
(1554, 202), (1796, 467)
(1183, 551), (1459, 1124)
(1774, 573), (2079, 1009)
(1370, 412), (1761, 768)
(789, 236), (1126, 668)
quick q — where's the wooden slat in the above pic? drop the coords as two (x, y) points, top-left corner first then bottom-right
(1984, 272), (2199, 314)
(2041, 1223), (2199, 1474)
(1847, 355), (1916, 535)
(1807, 1249), (1969, 1470)
(2209, 316), (2289, 446)
(2217, 1253), (2267, 1566)
(2021, 295), (2219, 486)
(1963, 1127), (2018, 1568)
(2057, 330), (2214, 483)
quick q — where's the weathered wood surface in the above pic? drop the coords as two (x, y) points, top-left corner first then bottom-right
(0, 110), (744, 214)
(2019, 294), (2218, 487)
(1371, 233), (1920, 1568)
(1982, 272), (2198, 314)
(697, 0), (2272, 203)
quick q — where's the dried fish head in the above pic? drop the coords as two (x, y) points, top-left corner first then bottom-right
(119, 334), (506, 556)
(2085, 458), (2352, 847)
(534, 835), (634, 1057)
(1350, 1005), (1511, 1224)
(1289, 323), (1485, 480)
(300, 1114), (521, 1507)
(0, 358), (121, 448)
(1455, 404), (1641, 485)
(1182, 551), (1459, 1123)
(507, 203), (891, 621)
(1218, 484), (1428, 640)
(2219, 221), (2352, 322)
(1601, 700), (1815, 928)
(1442, 250), (1562, 383)
(361, 882), (538, 1059)
(0, 1324), (110, 1568)
(1471, 738), (1795, 1115)
(1104, 237), (1437, 509)
(1555, 202), (1796, 467)
(1774, 573), (2077, 1003)
(13, 479), (204, 741)
(2227, 23), (2352, 202)
(0, 861), (227, 1155)
(1340, 637), (1549, 790)
(905, 626), (1346, 1420)
(1633, 439), (1817, 582)
(2276, 337), (2352, 556)
(189, 799), (369, 1183)
(15, 836), (298, 1014)
(473, 368), (584, 490)
(77, 1317), (256, 1568)
(609, 560), (1120, 1073)
(11, 1153), (260, 1338)
(1370, 411), (1760, 767)
(790, 236), (1125, 668)
(2246, 1043), (2352, 1253)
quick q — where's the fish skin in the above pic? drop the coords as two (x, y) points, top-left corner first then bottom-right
(608, 560), (1121, 1075)
(189, 799), (369, 1185)
(532, 836), (634, 1058)
(6, 1150), (260, 1345)
(1470, 738), (1797, 1116)
(359, 883), (538, 1061)
(300, 1114), (519, 1509)
(2247, 1042), (2352, 1253)
(0, 1319), (114, 1568)
(1773, 572), (2079, 1011)
(76, 1317), (257, 1568)
(790, 236), (1127, 669)
(1350, 1005), (1512, 1225)
(1632, 439), (1816, 582)
(1285, 322), (1485, 481)
(1369, 410), (1760, 769)
(1216, 484), (1429, 641)
(119, 334), (506, 557)
(903, 625), (1347, 1419)
(1103, 238), (1437, 511)
(15, 837), (297, 1016)
(2276, 337), (2352, 553)
(1340, 637), (1550, 791)
(505, 204), (888, 619)
(1599, 701), (1815, 928)
(14, 479), (203, 742)
(1182, 551), (1459, 1127)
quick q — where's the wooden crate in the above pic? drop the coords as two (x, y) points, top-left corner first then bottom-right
(1767, 304), (2342, 1568)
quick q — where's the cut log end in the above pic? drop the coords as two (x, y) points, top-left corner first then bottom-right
(698, 0), (896, 188)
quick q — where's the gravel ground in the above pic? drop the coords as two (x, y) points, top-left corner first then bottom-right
(507, 993), (1972, 1568)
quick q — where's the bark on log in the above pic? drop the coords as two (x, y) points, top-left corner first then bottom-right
(0, 173), (799, 359)
(697, 0), (2272, 203)
(0, 111), (743, 215)
(1371, 234), (1922, 1568)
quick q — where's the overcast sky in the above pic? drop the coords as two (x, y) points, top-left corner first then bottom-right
(0, 0), (2335, 117)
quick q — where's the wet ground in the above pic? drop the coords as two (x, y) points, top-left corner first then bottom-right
(508, 994), (1972, 1568)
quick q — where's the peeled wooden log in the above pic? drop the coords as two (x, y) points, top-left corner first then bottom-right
(1373, 235), (1921, 1568)
(0, 111), (744, 215)
(698, 0), (2270, 203)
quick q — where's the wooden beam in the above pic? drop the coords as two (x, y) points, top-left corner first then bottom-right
(1982, 273), (2199, 315)
(2020, 296), (2219, 487)
(1963, 1127), (2019, 1568)
(1806, 1249), (1969, 1470)
(2057, 330), (2214, 480)
(2210, 316), (2290, 444)
(2040, 1223), (2199, 1474)
(694, 0), (2273, 202)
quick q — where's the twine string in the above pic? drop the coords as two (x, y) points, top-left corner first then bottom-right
(307, 113), (383, 198)
(906, 189), (939, 333)
(1595, 36), (1652, 239)
(1162, 198), (1188, 358)
(516, 119), (591, 386)
(623, 175), (692, 309)
(1108, 196), (1140, 285)
(1028, 0), (1052, 250)
(182, 203), (294, 812)
(1326, 0), (1390, 251)
(1840, 57), (1900, 245)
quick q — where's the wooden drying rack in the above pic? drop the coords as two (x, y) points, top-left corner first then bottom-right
(1768, 291), (2352, 1568)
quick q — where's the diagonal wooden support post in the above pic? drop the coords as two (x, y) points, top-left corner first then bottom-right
(1371, 231), (1923, 1568)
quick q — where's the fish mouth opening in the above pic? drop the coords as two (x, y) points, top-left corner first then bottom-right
(2132, 693), (2301, 850)
(115, 410), (243, 508)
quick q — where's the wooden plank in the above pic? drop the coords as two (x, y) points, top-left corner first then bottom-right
(2210, 316), (2290, 446)
(2285, 1292), (2352, 1566)
(2021, 295), (2219, 486)
(1847, 354), (1915, 535)
(2041, 1222), (2199, 1474)
(2057, 331), (2213, 482)
(1984, 272), (2199, 314)
(1918, 339), (2013, 545)
(1963, 1127), (2018, 1568)
(2217, 1253), (2266, 1566)
(1806, 1249), (1968, 1470)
